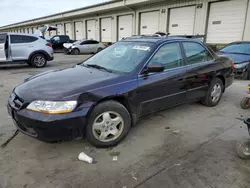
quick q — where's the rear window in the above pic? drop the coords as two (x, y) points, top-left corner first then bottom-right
(10, 35), (38, 44)
(221, 43), (250, 54)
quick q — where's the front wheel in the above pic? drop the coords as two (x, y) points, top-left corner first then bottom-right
(71, 48), (80, 55)
(31, 53), (47, 68)
(202, 78), (223, 107)
(236, 140), (250, 159)
(85, 100), (131, 147)
(240, 97), (250, 109)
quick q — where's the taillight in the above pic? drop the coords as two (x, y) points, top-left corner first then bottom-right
(231, 61), (235, 69)
(46, 43), (52, 47)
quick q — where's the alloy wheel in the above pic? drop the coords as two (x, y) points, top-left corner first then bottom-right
(92, 111), (124, 142)
(211, 83), (222, 103)
(34, 56), (46, 67)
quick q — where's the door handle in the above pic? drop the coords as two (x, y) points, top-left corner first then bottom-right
(28, 46), (34, 48)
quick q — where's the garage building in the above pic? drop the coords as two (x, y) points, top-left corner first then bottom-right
(0, 0), (250, 45)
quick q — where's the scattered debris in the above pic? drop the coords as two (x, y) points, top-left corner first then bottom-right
(173, 130), (180, 134)
(113, 156), (118, 161)
(165, 126), (170, 130)
(1, 130), (19, 148)
(173, 163), (181, 166)
(109, 151), (120, 161)
(0, 133), (5, 137)
(130, 172), (137, 181)
(78, 152), (93, 164)
(85, 146), (90, 150)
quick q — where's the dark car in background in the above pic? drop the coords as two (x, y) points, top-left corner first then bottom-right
(7, 37), (234, 147)
(218, 41), (250, 79)
(47, 35), (76, 52)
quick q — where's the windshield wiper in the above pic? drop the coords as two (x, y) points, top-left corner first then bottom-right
(85, 64), (113, 73)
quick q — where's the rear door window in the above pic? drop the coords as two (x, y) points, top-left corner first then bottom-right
(89, 40), (99, 44)
(182, 42), (213, 65)
(10, 35), (38, 44)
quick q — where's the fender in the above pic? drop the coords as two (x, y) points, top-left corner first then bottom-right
(28, 50), (51, 61)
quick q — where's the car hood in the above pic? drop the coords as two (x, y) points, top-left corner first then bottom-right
(63, 43), (74, 49)
(15, 65), (118, 102)
(218, 52), (250, 64)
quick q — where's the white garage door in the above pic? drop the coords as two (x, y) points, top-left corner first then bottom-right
(45, 31), (50, 39)
(75, 21), (83, 40)
(169, 6), (196, 35)
(65, 23), (73, 38)
(118, 15), (133, 40)
(86, 20), (96, 40)
(207, 0), (248, 44)
(56, 24), (64, 35)
(50, 30), (57, 37)
(28, 28), (33, 34)
(140, 11), (159, 35)
(101, 17), (112, 42)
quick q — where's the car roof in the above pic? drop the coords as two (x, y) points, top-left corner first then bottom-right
(122, 37), (191, 45)
(0, 32), (39, 37)
(227, 41), (250, 45)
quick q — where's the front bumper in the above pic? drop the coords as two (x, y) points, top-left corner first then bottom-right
(64, 48), (72, 54)
(234, 66), (248, 77)
(7, 102), (90, 142)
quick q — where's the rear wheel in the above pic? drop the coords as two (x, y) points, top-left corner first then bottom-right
(240, 97), (250, 109)
(202, 78), (223, 107)
(72, 48), (80, 55)
(96, 48), (103, 53)
(31, 53), (47, 68)
(85, 100), (131, 147)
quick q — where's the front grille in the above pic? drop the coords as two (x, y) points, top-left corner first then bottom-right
(9, 93), (24, 110)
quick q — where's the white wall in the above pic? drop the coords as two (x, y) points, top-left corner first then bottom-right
(2, 0), (250, 44)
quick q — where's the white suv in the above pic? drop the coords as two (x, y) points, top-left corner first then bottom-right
(0, 32), (54, 68)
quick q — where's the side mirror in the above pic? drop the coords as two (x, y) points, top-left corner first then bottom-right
(146, 63), (164, 73)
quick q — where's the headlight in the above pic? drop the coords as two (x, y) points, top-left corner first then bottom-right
(27, 101), (77, 114)
(235, 62), (249, 69)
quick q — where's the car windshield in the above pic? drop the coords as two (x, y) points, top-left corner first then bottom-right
(73, 40), (82, 45)
(221, 43), (250, 54)
(82, 42), (154, 73)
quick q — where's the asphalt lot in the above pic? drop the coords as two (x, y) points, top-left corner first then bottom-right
(0, 54), (250, 188)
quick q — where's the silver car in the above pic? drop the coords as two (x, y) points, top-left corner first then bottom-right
(63, 40), (106, 55)
(0, 32), (54, 68)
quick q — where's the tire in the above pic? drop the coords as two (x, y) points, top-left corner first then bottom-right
(240, 97), (250, 109)
(202, 78), (223, 107)
(96, 48), (103, 53)
(72, 48), (80, 55)
(85, 100), (131, 147)
(31, 53), (47, 68)
(236, 140), (250, 159)
(63, 49), (68, 55)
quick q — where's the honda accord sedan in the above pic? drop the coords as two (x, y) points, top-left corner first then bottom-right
(217, 41), (250, 79)
(7, 37), (234, 147)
